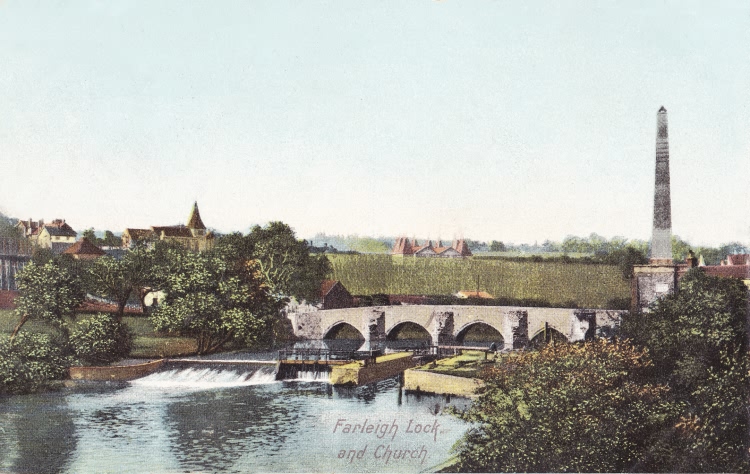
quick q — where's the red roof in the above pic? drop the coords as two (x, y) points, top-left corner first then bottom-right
(678, 264), (749, 280)
(454, 239), (472, 257)
(392, 237), (471, 256)
(78, 299), (143, 314)
(63, 238), (106, 257)
(153, 226), (194, 238)
(320, 280), (339, 297)
(727, 254), (750, 265)
(392, 237), (414, 255)
(703, 266), (750, 279)
(456, 290), (494, 299)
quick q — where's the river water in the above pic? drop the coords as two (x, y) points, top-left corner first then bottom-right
(0, 357), (471, 473)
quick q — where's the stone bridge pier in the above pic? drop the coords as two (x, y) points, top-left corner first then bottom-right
(503, 310), (529, 350)
(569, 309), (597, 342)
(359, 308), (386, 351)
(429, 310), (455, 346)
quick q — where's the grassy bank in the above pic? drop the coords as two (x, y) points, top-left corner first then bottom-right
(328, 254), (630, 308)
(0, 310), (195, 358)
(419, 351), (494, 379)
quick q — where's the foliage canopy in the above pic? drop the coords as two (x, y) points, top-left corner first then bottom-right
(451, 340), (681, 473)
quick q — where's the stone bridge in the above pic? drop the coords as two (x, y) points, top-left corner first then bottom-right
(288, 305), (624, 350)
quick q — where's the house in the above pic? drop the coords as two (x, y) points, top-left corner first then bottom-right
(320, 280), (354, 310)
(122, 202), (215, 252)
(16, 218), (43, 242)
(37, 219), (77, 254)
(63, 238), (107, 260)
(391, 238), (472, 258)
(680, 253), (750, 282)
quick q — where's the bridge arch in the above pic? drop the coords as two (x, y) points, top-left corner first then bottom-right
(529, 327), (568, 348)
(385, 321), (431, 341)
(322, 321), (365, 340)
(454, 321), (504, 345)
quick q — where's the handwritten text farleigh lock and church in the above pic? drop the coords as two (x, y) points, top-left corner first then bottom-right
(333, 418), (442, 465)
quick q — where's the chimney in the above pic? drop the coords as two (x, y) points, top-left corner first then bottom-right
(650, 106), (673, 264)
(686, 249), (698, 268)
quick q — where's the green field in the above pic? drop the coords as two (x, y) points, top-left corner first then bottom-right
(0, 310), (195, 358)
(328, 254), (630, 308)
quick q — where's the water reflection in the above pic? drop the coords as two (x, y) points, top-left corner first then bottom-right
(1, 369), (470, 473)
(0, 392), (77, 474)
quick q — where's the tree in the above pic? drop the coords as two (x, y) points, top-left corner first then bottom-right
(102, 230), (121, 247)
(450, 340), (681, 472)
(489, 240), (506, 252)
(224, 222), (331, 303)
(670, 235), (692, 263)
(150, 249), (282, 354)
(81, 228), (98, 245)
(620, 269), (750, 472)
(11, 260), (86, 342)
(0, 212), (20, 239)
(88, 244), (154, 320)
(602, 245), (648, 279)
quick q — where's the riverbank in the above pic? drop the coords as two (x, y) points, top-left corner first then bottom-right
(403, 351), (492, 397)
(0, 310), (197, 358)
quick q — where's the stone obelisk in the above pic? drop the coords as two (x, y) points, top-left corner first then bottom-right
(650, 106), (672, 264)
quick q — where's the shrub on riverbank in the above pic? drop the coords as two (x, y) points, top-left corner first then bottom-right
(0, 332), (69, 395)
(69, 313), (133, 365)
(449, 340), (682, 472)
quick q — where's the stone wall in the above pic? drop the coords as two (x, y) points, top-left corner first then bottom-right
(68, 359), (165, 381)
(403, 369), (483, 397)
(329, 353), (416, 386)
(633, 264), (677, 312)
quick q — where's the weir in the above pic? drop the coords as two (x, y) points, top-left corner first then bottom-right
(132, 365), (279, 388)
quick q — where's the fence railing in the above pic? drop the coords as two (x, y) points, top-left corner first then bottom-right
(277, 348), (360, 362)
(278, 345), (492, 362)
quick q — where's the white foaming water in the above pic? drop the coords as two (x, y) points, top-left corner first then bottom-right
(131, 367), (278, 389)
(286, 370), (329, 383)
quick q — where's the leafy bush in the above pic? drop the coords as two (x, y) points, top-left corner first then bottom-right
(0, 332), (69, 394)
(621, 269), (750, 471)
(69, 313), (133, 365)
(450, 340), (682, 472)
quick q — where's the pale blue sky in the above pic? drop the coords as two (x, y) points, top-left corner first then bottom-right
(1, 1), (748, 246)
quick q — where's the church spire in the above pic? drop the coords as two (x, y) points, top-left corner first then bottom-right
(187, 201), (206, 230)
